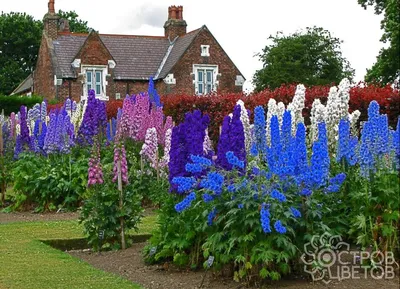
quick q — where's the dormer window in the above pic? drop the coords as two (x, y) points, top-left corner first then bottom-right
(81, 65), (109, 101)
(201, 45), (210, 57)
(193, 64), (218, 95)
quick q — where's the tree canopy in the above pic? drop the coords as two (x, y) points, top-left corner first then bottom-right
(252, 27), (355, 92)
(0, 10), (91, 95)
(358, 0), (400, 84)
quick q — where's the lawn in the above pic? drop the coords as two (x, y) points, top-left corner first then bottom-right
(0, 215), (157, 289)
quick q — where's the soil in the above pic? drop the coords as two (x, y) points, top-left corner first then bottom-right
(69, 243), (400, 289)
(0, 211), (79, 223)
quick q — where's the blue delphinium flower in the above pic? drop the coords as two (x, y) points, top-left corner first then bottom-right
(254, 106), (267, 155)
(250, 143), (259, 157)
(207, 208), (217, 226)
(175, 192), (196, 213)
(185, 163), (203, 173)
(267, 115), (281, 175)
(359, 121), (375, 178)
(172, 177), (196, 193)
(330, 173), (346, 186)
(148, 76), (162, 107)
(226, 151), (244, 169)
(216, 115), (232, 170)
(252, 166), (260, 176)
(271, 189), (286, 202)
(202, 193), (214, 203)
(294, 123), (308, 176)
(326, 184), (340, 193)
(274, 220), (287, 234)
(238, 203), (244, 209)
(227, 184), (236, 193)
(190, 155), (212, 167)
(308, 122), (330, 188)
(260, 205), (271, 233)
(290, 207), (302, 218)
(300, 188), (312, 197)
(200, 172), (224, 194)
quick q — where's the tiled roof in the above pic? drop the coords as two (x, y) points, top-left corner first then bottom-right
(53, 34), (86, 78)
(11, 74), (33, 95)
(51, 29), (202, 80)
(101, 35), (169, 80)
(157, 28), (202, 79)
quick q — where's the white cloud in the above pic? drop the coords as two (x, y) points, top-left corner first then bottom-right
(2, 0), (384, 91)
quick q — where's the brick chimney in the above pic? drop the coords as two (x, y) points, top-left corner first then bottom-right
(43, 0), (60, 40)
(164, 6), (187, 40)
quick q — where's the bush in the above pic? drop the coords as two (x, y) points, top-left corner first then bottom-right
(11, 147), (89, 211)
(0, 95), (43, 115)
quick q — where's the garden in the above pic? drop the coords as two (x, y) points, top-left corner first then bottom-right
(0, 78), (399, 288)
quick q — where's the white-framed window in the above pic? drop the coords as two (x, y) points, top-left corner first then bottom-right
(81, 65), (109, 101)
(193, 64), (218, 95)
(201, 45), (210, 57)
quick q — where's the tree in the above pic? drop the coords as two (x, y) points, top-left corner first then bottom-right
(57, 10), (92, 33)
(253, 27), (355, 91)
(0, 12), (42, 95)
(0, 11), (91, 95)
(358, 0), (400, 84)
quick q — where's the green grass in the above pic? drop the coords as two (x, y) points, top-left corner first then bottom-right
(0, 215), (157, 289)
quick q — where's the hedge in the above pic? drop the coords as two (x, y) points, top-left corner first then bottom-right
(0, 95), (43, 115)
(47, 83), (399, 144)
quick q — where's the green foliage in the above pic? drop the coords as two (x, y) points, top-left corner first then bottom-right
(57, 10), (92, 33)
(347, 167), (400, 255)
(253, 27), (355, 91)
(144, 195), (207, 268)
(0, 95), (43, 115)
(359, 0), (400, 83)
(0, 10), (91, 95)
(79, 181), (143, 251)
(145, 163), (344, 285)
(11, 148), (89, 211)
(0, 12), (42, 95)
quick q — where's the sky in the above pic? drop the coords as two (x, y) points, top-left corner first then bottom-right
(2, 0), (384, 91)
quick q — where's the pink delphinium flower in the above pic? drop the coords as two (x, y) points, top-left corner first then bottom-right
(113, 143), (129, 184)
(160, 128), (172, 168)
(140, 127), (158, 169)
(88, 141), (103, 186)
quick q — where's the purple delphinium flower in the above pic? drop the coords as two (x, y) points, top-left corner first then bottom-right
(77, 90), (107, 145)
(216, 105), (246, 171)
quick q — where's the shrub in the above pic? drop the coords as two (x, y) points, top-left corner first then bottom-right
(0, 95), (43, 115)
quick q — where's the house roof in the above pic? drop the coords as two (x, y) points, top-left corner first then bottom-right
(11, 74), (33, 95)
(51, 28), (204, 80)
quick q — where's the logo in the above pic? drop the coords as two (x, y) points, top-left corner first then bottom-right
(301, 233), (397, 284)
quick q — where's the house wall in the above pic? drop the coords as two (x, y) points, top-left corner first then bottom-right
(163, 27), (243, 95)
(35, 28), (243, 101)
(33, 35), (56, 98)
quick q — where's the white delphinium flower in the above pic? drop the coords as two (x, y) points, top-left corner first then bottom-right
(287, 84), (306, 135)
(140, 127), (159, 169)
(266, 98), (278, 146)
(276, 102), (286, 126)
(325, 79), (352, 149)
(203, 128), (213, 155)
(15, 124), (21, 136)
(71, 102), (85, 135)
(236, 100), (252, 154)
(310, 99), (327, 141)
(349, 110), (361, 135)
(160, 128), (172, 168)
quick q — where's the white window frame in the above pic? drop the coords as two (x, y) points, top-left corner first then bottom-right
(201, 45), (210, 57)
(81, 65), (109, 101)
(193, 64), (218, 95)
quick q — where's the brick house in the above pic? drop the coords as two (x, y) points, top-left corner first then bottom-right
(12, 0), (245, 101)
